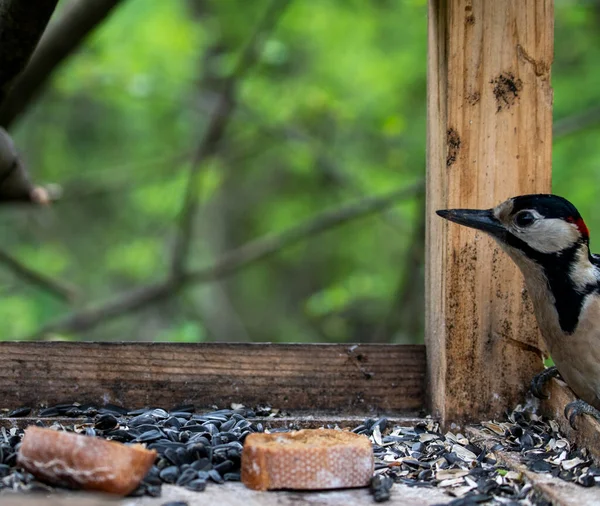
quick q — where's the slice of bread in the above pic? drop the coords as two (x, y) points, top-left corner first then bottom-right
(17, 426), (156, 496)
(241, 428), (374, 491)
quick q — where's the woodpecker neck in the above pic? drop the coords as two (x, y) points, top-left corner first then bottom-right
(540, 243), (597, 334)
(500, 236), (598, 335)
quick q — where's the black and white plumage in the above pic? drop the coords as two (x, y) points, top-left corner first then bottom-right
(437, 194), (600, 427)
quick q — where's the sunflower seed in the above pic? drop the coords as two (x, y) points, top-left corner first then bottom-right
(158, 466), (180, 484)
(7, 407), (31, 418)
(186, 478), (207, 491)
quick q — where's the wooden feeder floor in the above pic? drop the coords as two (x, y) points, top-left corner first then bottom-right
(3, 413), (600, 506)
(5, 443), (600, 506)
(1, 481), (451, 506)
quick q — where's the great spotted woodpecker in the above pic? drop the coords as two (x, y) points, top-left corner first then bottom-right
(437, 194), (600, 428)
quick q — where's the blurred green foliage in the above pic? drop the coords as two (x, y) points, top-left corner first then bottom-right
(0, 0), (597, 344)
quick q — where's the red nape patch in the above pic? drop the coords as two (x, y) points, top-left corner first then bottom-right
(567, 216), (590, 238)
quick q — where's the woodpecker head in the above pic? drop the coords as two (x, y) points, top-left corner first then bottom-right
(437, 194), (595, 335)
(437, 194), (589, 256)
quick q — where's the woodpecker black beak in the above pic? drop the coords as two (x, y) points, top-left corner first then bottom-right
(436, 208), (506, 237)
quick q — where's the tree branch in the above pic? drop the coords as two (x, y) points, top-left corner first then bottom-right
(553, 106), (600, 140)
(235, 105), (412, 234)
(187, 181), (423, 283)
(373, 196), (425, 342)
(0, 126), (56, 204)
(170, 0), (292, 278)
(26, 181), (424, 339)
(0, 0), (59, 105)
(0, 249), (76, 302)
(0, 0), (124, 128)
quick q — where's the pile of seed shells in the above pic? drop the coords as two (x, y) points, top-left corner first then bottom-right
(363, 407), (600, 505)
(480, 407), (600, 487)
(360, 416), (550, 505)
(0, 403), (596, 505)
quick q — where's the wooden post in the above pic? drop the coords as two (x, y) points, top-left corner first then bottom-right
(426, 0), (553, 424)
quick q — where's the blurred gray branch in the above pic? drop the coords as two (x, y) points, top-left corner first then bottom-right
(0, 127), (68, 303)
(235, 106), (412, 234)
(171, 0), (292, 278)
(0, 0), (124, 128)
(373, 196), (425, 342)
(0, 0), (59, 105)
(26, 181), (424, 338)
(0, 249), (76, 302)
(553, 106), (600, 140)
(0, 127), (38, 203)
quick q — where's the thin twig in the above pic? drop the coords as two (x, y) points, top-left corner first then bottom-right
(187, 181), (423, 283)
(373, 195), (425, 342)
(235, 104), (412, 234)
(0, 249), (76, 302)
(26, 181), (424, 339)
(553, 106), (600, 140)
(170, 0), (292, 278)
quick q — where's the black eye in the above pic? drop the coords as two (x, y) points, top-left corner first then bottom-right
(515, 211), (535, 228)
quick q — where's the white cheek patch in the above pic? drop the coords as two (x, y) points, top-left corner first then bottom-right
(511, 218), (580, 254)
(569, 245), (600, 290)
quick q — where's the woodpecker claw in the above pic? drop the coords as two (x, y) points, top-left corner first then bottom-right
(564, 400), (600, 430)
(530, 366), (559, 400)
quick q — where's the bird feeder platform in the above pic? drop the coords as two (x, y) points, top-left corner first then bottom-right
(3, 0), (600, 505)
(0, 342), (598, 506)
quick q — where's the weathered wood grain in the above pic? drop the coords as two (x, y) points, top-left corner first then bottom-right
(0, 493), (115, 506)
(426, 0), (554, 424)
(539, 378), (600, 463)
(0, 482), (452, 506)
(0, 343), (425, 412)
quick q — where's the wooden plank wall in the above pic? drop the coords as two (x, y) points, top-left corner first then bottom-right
(426, 0), (553, 425)
(0, 343), (425, 413)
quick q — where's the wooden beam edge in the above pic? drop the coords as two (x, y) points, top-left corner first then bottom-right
(0, 414), (430, 431)
(538, 378), (600, 463)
